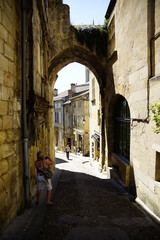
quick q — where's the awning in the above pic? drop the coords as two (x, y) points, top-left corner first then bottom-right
(91, 133), (100, 142)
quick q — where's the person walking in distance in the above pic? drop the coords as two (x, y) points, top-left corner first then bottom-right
(35, 151), (54, 206)
(65, 144), (70, 159)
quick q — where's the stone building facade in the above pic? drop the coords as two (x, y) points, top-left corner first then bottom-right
(70, 88), (89, 156)
(105, 0), (160, 219)
(0, 0), (55, 232)
(54, 89), (65, 151)
(0, 0), (23, 230)
(88, 70), (101, 169)
(54, 83), (90, 156)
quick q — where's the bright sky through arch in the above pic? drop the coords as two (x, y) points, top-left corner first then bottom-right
(54, 0), (110, 93)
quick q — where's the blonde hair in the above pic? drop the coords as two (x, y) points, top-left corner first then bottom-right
(37, 151), (45, 160)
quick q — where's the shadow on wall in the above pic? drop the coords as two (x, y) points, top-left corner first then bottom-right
(106, 67), (137, 199)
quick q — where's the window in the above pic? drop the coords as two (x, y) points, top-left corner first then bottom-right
(59, 102), (61, 108)
(77, 115), (81, 127)
(114, 97), (130, 163)
(55, 102), (57, 109)
(55, 112), (59, 123)
(92, 78), (95, 101)
(73, 115), (77, 127)
(59, 112), (61, 124)
(78, 101), (81, 108)
(155, 152), (160, 181)
(68, 115), (72, 128)
(98, 109), (100, 126)
(74, 102), (76, 108)
(59, 130), (61, 143)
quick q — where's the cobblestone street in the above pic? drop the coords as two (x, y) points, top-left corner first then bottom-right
(1, 151), (160, 240)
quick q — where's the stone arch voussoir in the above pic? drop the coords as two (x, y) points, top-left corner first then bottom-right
(48, 45), (106, 91)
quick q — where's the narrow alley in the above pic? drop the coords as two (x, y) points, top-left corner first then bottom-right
(1, 151), (160, 240)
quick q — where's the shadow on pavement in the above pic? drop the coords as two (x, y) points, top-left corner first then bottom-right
(1, 157), (160, 240)
(40, 169), (160, 240)
(56, 157), (68, 164)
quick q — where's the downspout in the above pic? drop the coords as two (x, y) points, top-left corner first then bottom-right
(22, 0), (30, 207)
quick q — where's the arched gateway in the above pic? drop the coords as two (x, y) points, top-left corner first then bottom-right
(47, 0), (108, 169)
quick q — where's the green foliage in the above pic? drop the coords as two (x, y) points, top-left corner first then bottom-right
(150, 100), (160, 134)
(73, 23), (108, 57)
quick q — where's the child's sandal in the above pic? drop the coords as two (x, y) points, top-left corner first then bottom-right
(46, 202), (53, 206)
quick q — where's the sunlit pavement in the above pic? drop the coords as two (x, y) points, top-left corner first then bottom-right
(55, 150), (108, 179)
(1, 151), (160, 240)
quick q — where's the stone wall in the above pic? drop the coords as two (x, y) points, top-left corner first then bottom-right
(83, 93), (90, 156)
(0, 0), (55, 232)
(106, 0), (160, 218)
(27, 0), (55, 200)
(89, 71), (101, 165)
(0, 0), (24, 231)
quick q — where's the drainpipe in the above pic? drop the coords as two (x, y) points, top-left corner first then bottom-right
(22, 0), (30, 207)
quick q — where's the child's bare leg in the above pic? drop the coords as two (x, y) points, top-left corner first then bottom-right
(47, 190), (52, 205)
(37, 190), (41, 204)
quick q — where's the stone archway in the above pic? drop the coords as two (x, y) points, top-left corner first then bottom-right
(48, 44), (107, 165)
(48, 46), (106, 92)
(47, 0), (108, 169)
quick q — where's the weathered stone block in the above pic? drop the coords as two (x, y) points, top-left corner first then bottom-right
(13, 114), (21, 129)
(4, 0), (14, 23)
(0, 70), (4, 84)
(0, 117), (2, 129)
(0, 23), (8, 42)
(8, 61), (16, 75)
(0, 159), (8, 176)
(2, 171), (11, 189)
(8, 33), (15, 50)
(7, 155), (18, 169)
(2, 86), (13, 100)
(2, 11), (14, 36)
(155, 183), (160, 196)
(0, 131), (6, 144)
(8, 101), (13, 115)
(4, 72), (14, 87)
(4, 43), (14, 61)
(0, 143), (15, 158)
(0, 5), (2, 21)
(13, 99), (21, 112)
(129, 70), (140, 85)
(0, 100), (8, 115)
(0, 177), (4, 192)
(2, 115), (13, 129)
(0, 38), (3, 54)
(6, 129), (14, 142)
(0, 191), (6, 212)
(13, 129), (21, 141)
(0, 53), (8, 72)
(0, 84), (2, 100)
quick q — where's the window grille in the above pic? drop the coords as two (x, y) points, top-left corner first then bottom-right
(114, 97), (130, 163)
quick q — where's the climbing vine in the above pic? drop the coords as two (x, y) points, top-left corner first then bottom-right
(150, 100), (160, 134)
(72, 22), (108, 57)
